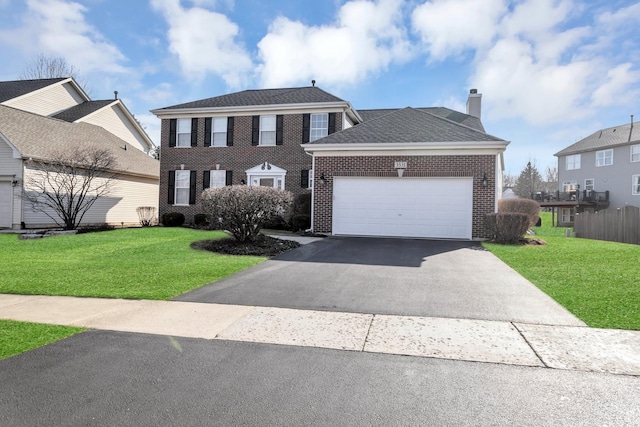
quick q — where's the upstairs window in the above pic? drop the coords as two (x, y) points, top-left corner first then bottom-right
(212, 118), (227, 147)
(633, 175), (640, 195)
(310, 113), (328, 141)
(596, 149), (613, 167)
(565, 154), (580, 170)
(260, 115), (276, 146)
(176, 119), (191, 147)
(631, 145), (640, 162)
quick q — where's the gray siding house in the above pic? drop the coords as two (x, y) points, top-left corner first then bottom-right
(554, 117), (640, 225)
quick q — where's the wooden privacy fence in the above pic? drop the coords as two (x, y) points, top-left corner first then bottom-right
(574, 206), (640, 245)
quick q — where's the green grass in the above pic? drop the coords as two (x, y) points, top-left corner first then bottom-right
(0, 319), (84, 360)
(483, 212), (640, 330)
(0, 227), (265, 300)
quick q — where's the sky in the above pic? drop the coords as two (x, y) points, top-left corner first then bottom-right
(1, 0), (639, 176)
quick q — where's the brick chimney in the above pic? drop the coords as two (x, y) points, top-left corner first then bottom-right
(466, 88), (482, 119)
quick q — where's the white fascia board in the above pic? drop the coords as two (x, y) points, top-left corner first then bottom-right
(150, 101), (351, 118)
(304, 141), (510, 155)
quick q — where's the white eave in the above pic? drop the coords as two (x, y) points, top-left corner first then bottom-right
(3, 77), (90, 105)
(151, 101), (354, 118)
(303, 140), (510, 154)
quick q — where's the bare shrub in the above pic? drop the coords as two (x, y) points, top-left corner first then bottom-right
(201, 185), (293, 242)
(486, 213), (530, 244)
(136, 206), (156, 227)
(498, 198), (540, 227)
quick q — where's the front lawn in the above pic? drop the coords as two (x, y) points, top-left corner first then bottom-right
(483, 212), (640, 330)
(0, 227), (265, 300)
(0, 320), (84, 360)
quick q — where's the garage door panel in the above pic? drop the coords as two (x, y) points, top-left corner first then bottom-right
(333, 177), (473, 239)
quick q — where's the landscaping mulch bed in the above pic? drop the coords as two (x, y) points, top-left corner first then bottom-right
(191, 235), (300, 256)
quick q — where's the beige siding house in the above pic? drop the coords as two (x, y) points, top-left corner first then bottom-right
(0, 78), (158, 229)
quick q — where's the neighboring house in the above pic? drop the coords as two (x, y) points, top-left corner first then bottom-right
(152, 87), (509, 240)
(553, 117), (639, 226)
(0, 78), (159, 229)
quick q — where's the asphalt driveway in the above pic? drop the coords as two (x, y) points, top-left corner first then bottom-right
(176, 237), (584, 326)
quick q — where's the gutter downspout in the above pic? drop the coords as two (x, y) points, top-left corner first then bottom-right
(305, 150), (315, 233)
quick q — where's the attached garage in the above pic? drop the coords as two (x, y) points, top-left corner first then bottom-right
(332, 177), (473, 239)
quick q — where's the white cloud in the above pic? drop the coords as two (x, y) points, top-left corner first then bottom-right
(257, 0), (413, 88)
(0, 0), (127, 74)
(412, 0), (640, 126)
(411, 0), (507, 60)
(150, 0), (252, 87)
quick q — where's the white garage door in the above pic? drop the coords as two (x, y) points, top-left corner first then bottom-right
(332, 177), (473, 239)
(0, 182), (13, 228)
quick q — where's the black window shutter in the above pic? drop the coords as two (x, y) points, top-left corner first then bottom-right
(169, 119), (177, 147)
(225, 170), (233, 186)
(189, 171), (197, 204)
(252, 116), (259, 146)
(190, 118), (198, 147)
(302, 114), (310, 143)
(276, 115), (284, 145)
(168, 171), (175, 204)
(227, 117), (234, 146)
(203, 170), (210, 190)
(301, 169), (309, 188)
(328, 113), (336, 134)
(204, 118), (212, 147)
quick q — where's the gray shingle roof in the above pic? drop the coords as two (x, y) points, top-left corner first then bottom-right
(305, 107), (504, 145)
(357, 107), (485, 132)
(555, 120), (640, 156)
(0, 105), (158, 178)
(0, 78), (67, 103)
(51, 100), (114, 122)
(157, 86), (346, 110)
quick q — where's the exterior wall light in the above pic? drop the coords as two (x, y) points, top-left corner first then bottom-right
(318, 173), (326, 185)
(482, 173), (488, 188)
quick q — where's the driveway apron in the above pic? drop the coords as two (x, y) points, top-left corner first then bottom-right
(176, 237), (584, 326)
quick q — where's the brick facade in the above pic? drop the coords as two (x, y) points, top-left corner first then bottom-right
(312, 154), (496, 239)
(159, 113), (342, 223)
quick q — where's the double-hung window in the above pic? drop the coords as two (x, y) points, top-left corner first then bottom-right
(561, 208), (574, 223)
(596, 149), (613, 167)
(260, 115), (276, 146)
(631, 145), (640, 162)
(584, 179), (594, 191)
(174, 170), (191, 205)
(633, 175), (640, 196)
(310, 113), (328, 142)
(176, 119), (191, 147)
(212, 118), (227, 147)
(565, 154), (580, 170)
(562, 180), (577, 192)
(209, 170), (226, 188)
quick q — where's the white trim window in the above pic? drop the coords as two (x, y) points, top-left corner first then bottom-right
(212, 118), (227, 147)
(584, 179), (594, 191)
(566, 154), (581, 170)
(562, 180), (577, 192)
(596, 149), (613, 167)
(176, 118), (191, 147)
(561, 208), (575, 223)
(260, 115), (276, 146)
(631, 145), (640, 162)
(209, 170), (226, 188)
(310, 113), (328, 142)
(633, 175), (640, 196)
(175, 170), (190, 205)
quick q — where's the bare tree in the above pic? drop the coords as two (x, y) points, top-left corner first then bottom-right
(502, 172), (517, 188)
(19, 54), (90, 94)
(544, 166), (558, 192)
(514, 161), (544, 198)
(23, 146), (118, 230)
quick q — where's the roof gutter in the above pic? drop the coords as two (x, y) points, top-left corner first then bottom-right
(304, 140), (510, 153)
(151, 101), (353, 117)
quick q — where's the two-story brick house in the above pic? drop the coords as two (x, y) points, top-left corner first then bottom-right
(152, 87), (509, 240)
(554, 117), (639, 225)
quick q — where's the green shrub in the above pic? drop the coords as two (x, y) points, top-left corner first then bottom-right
(486, 213), (530, 244)
(498, 198), (540, 228)
(201, 185), (293, 242)
(290, 214), (311, 231)
(161, 212), (185, 227)
(193, 213), (208, 227)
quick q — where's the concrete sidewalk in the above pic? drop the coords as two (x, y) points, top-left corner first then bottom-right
(1, 294), (639, 376)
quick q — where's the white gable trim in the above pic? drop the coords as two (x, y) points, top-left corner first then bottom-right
(1, 78), (90, 106)
(245, 162), (287, 174)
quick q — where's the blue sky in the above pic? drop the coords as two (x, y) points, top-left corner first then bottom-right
(1, 0), (639, 176)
